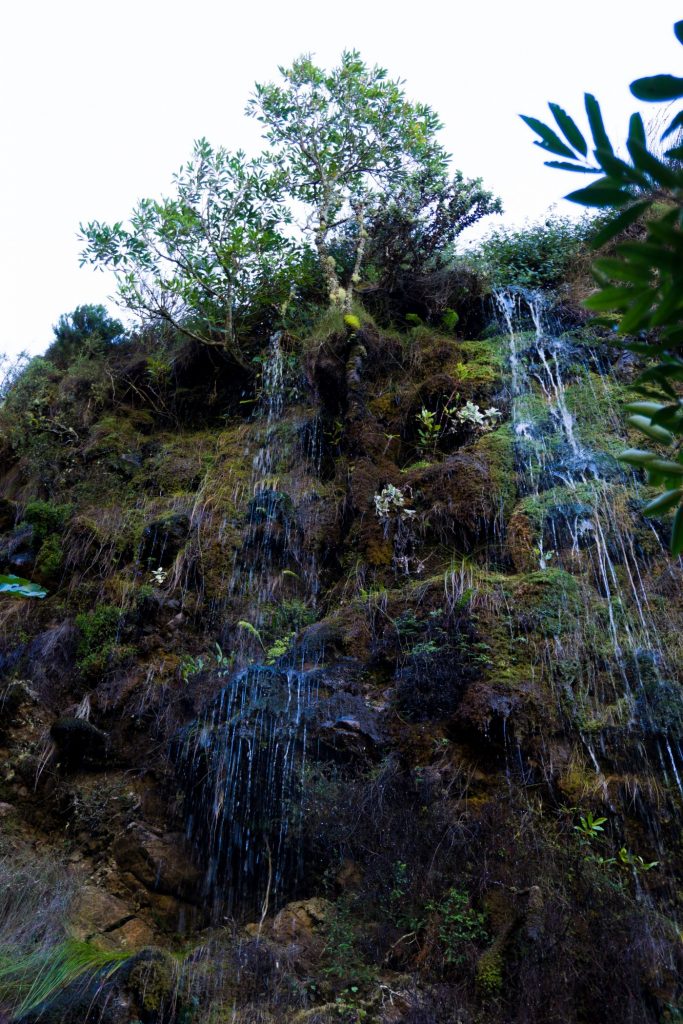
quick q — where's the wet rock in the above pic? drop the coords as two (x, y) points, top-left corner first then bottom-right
(126, 950), (178, 1018)
(51, 716), (109, 769)
(114, 825), (201, 901)
(140, 512), (190, 569)
(16, 984), (132, 1024)
(270, 897), (332, 942)
(304, 692), (385, 758)
(0, 680), (37, 721)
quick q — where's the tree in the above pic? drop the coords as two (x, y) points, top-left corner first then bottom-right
(79, 140), (295, 363)
(248, 51), (463, 307)
(356, 165), (502, 290)
(523, 19), (683, 553)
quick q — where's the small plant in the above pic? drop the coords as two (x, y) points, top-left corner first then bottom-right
(426, 887), (488, 966)
(236, 619), (266, 649)
(441, 307), (459, 332)
(415, 407), (441, 455)
(574, 811), (608, 843)
(180, 654), (206, 682)
(149, 566), (168, 585)
(617, 847), (659, 873)
(374, 483), (416, 521)
(265, 631), (295, 664)
(448, 400), (501, 432)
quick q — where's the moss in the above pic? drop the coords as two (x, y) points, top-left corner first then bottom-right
(75, 605), (122, 674)
(476, 945), (504, 998)
(510, 568), (581, 635)
(439, 337), (507, 401)
(127, 952), (177, 1015)
(34, 534), (64, 586)
(23, 500), (72, 542)
(471, 424), (517, 516)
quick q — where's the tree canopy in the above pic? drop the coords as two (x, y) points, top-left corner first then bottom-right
(80, 141), (295, 363)
(249, 51), (499, 305)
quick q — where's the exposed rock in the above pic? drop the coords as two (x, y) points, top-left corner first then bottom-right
(0, 680), (37, 721)
(50, 716), (109, 768)
(304, 691), (385, 758)
(270, 897), (332, 942)
(140, 512), (191, 568)
(114, 825), (201, 901)
(68, 885), (134, 941)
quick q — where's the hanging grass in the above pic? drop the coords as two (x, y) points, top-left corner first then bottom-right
(0, 939), (131, 1018)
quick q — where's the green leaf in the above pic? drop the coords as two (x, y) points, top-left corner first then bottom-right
(646, 459), (683, 477)
(650, 405), (683, 428)
(544, 161), (597, 173)
(583, 285), (639, 311)
(627, 139), (680, 189)
(623, 401), (665, 416)
(520, 115), (577, 159)
(619, 448), (655, 467)
(627, 415), (673, 444)
(566, 181), (632, 208)
(662, 109), (683, 140)
(618, 292), (655, 334)
(630, 74), (683, 102)
(585, 94), (613, 154)
(675, 20), (683, 45)
(643, 488), (683, 515)
(548, 102), (588, 156)
(592, 257), (650, 285)
(672, 504), (683, 556)
(589, 201), (650, 247)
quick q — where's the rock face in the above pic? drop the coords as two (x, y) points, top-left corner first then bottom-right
(0, 296), (682, 1024)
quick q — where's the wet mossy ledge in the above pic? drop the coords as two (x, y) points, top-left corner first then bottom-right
(0, 294), (682, 1024)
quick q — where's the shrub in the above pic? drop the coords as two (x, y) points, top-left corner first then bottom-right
(46, 304), (124, 370)
(472, 214), (595, 289)
(75, 605), (122, 675)
(23, 500), (72, 543)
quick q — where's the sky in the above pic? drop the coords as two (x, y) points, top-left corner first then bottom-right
(1, 0), (681, 358)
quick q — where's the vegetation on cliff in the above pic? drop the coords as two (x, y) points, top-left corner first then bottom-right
(0, 32), (682, 1024)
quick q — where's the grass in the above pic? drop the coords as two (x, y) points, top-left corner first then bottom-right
(0, 939), (131, 1018)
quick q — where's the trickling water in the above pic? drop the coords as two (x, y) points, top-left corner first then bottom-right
(175, 331), (323, 919)
(494, 287), (683, 798)
(175, 665), (318, 918)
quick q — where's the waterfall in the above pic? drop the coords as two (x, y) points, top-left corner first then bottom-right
(174, 332), (321, 918)
(494, 287), (683, 799)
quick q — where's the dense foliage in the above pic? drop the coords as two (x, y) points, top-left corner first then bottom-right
(46, 305), (124, 369)
(80, 52), (500, 353)
(80, 141), (295, 362)
(472, 214), (594, 289)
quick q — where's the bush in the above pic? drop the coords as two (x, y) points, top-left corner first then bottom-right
(45, 304), (124, 369)
(472, 214), (595, 289)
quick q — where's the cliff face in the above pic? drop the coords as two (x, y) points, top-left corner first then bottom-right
(1, 293), (682, 1024)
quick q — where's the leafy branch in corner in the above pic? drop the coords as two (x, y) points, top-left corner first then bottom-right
(522, 19), (683, 553)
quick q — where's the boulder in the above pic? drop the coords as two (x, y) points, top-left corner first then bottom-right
(304, 692), (385, 759)
(114, 825), (201, 901)
(50, 717), (109, 769)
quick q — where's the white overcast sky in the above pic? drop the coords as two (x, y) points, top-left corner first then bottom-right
(1, 0), (681, 358)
